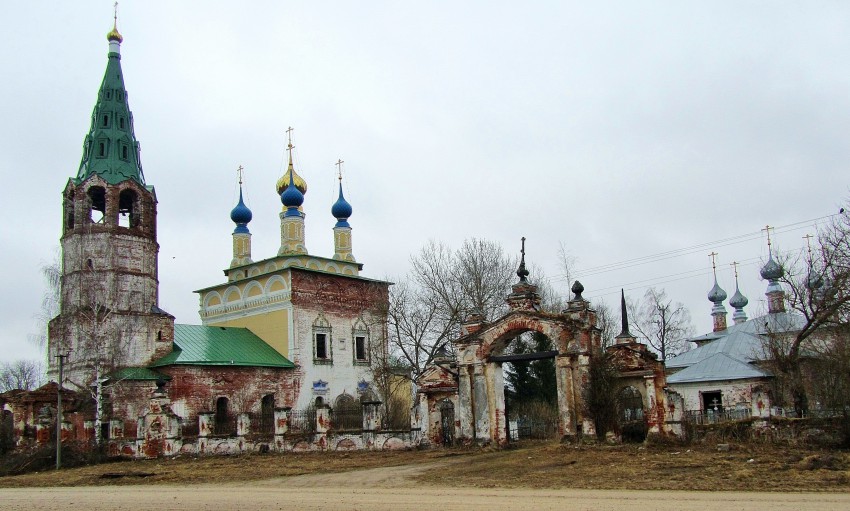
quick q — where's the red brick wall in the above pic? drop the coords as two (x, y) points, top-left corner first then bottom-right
(158, 365), (302, 417)
(290, 269), (389, 319)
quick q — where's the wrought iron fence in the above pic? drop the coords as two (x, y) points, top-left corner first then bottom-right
(177, 418), (198, 438)
(213, 413), (236, 436)
(508, 415), (559, 440)
(246, 410), (275, 436)
(685, 408), (750, 425)
(329, 407), (362, 432)
(288, 406), (317, 434)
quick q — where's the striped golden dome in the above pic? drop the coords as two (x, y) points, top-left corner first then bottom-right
(276, 159), (307, 196)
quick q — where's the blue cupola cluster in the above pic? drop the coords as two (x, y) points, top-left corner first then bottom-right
(281, 170), (304, 217)
(230, 186), (253, 233)
(331, 181), (353, 228)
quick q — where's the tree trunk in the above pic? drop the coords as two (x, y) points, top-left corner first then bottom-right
(94, 364), (103, 445)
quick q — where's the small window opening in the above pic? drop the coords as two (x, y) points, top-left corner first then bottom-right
(315, 396), (324, 407)
(702, 391), (723, 413)
(157, 330), (162, 341)
(87, 186), (106, 223)
(86, 259), (93, 270)
(101, 114), (109, 127)
(121, 145), (129, 160)
(119, 117), (125, 129)
(260, 394), (275, 434)
(315, 333), (328, 359)
(355, 336), (367, 361)
(214, 397), (232, 436)
(64, 191), (75, 231)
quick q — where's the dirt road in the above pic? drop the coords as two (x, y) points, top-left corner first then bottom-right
(3, 461), (850, 510)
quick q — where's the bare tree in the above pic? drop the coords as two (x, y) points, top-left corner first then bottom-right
(386, 279), (456, 381)
(558, 242), (577, 301)
(592, 299), (617, 350)
(390, 238), (517, 381)
(0, 360), (45, 392)
(29, 251), (61, 349)
(365, 329), (411, 429)
(762, 207), (850, 415)
(528, 263), (564, 313)
(628, 287), (694, 362)
(411, 238), (516, 323)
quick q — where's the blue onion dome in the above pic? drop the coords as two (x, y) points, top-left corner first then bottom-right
(729, 286), (748, 309)
(280, 172), (304, 217)
(760, 254), (784, 281)
(708, 280), (727, 303)
(230, 188), (253, 226)
(331, 182), (352, 227)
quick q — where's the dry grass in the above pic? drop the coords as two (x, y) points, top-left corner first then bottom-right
(1, 441), (848, 492)
(416, 441), (850, 492)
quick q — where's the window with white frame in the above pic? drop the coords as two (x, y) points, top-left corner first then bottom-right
(312, 313), (332, 364)
(352, 317), (369, 364)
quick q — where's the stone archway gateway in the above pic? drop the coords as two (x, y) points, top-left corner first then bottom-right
(451, 245), (601, 446)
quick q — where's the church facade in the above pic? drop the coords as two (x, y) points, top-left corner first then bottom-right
(9, 19), (391, 449)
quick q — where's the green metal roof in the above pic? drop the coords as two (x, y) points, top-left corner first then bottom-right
(150, 324), (295, 368)
(75, 35), (145, 186)
(106, 367), (170, 382)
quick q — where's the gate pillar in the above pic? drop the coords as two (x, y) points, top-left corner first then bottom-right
(484, 361), (507, 446)
(555, 354), (577, 438)
(471, 363), (490, 443)
(456, 363), (473, 441)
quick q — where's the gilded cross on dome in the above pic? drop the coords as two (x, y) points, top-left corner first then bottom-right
(708, 251), (718, 277)
(335, 159), (344, 181)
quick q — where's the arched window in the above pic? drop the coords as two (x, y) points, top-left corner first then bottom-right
(312, 313), (332, 364)
(617, 386), (644, 423)
(87, 186), (106, 224)
(118, 189), (138, 228)
(214, 397), (232, 436)
(64, 190), (75, 232)
(260, 394), (275, 434)
(352, 317), (369, 364)
(333, 394), (362, 431)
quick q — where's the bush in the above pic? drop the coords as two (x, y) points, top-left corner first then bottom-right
(581, 353), (619, 440)
(0, 442), (109, 476)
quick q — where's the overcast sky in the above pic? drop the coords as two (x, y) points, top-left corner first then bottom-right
(1, 2), (848, 364)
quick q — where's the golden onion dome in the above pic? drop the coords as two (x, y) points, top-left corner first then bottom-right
(107, 23), (124, 43)
(276, 161), (308, 196)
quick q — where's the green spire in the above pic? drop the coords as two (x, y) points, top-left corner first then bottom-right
(76, 23), (145, 186)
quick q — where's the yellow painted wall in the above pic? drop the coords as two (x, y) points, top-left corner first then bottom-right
(209, 308), (290, 358)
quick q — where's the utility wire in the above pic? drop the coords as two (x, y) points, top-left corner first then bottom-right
(546, 213), (835, 282)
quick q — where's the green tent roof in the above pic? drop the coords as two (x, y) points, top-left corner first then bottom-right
(150, 324), (294, 368)
(76, 34), (145, 186)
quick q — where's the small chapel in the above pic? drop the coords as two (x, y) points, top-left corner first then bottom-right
(4, 17), (391, 451)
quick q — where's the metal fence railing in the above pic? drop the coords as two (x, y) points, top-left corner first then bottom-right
(329, 408), (362, 432)
(181, 418), (199, 438)
(288, 407), (317, 434)
(508, 415), (559, 440)
(247, 411), (275, 436)
(685, 408), (750, 425)
(213, 413), (236, 436)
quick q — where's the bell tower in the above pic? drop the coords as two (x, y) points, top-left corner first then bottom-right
(48, 19), (174, 385)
